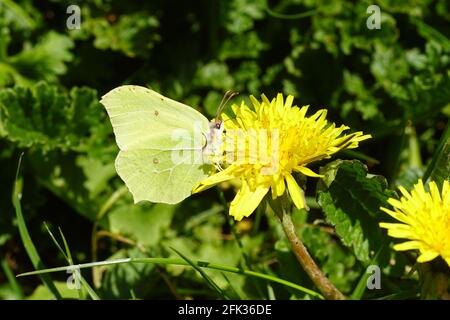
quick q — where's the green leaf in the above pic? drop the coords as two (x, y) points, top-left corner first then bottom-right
(219, 32), (267, 60)
(0, 82), (116, 221)
(341, 71), (381, 120)
(193, 61), (235, 90)
(0, 82), (104, 151)
(318, 160), (395, 264)
(225, 0), (266, 34)
(233, 61), (261, 93)
(412, 18), (450, 51)
(300, 225), (360, 293)
(108, 203), (177, 247)
(370, 41), (450, 121)
(26, 281), (79, 300)
(0, 0), (38, 31)
(72, 13), (160, 58)
(28, 151), (116, 221)
(203, 91), (224, 118)
(8, 32), (73, 85)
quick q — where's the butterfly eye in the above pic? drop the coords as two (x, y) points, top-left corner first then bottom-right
(215, 121), (222, 129)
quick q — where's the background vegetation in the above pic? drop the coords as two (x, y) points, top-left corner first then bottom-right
(0, 0), (449, 300)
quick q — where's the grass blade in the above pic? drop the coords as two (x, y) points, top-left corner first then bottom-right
(59, 227), (100, 300)
(350, 241), (388, 300)
(267, 284), (276, 300)
(170, 247), (229, 299)
(43, 223), (100, 300)
(13, 153), (62, 300)
(221, 273), (243, 299)
(423, 120), (450, 186)
(17, 256), (324, 299)
(375, 290), (419, 300)
(43, 223), (68, 260)
(1, 257), (24, 299)
(58, 228), (74, 264)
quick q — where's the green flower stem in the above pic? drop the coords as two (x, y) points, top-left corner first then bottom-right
(279, 210), (346, 300)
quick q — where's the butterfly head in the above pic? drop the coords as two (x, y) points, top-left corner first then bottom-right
(214, 119), (223, 130)
(208, 119), (224, 135)
(202, 90), (238, 153)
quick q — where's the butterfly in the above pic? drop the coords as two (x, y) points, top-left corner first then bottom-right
(100, 85), (237, 204)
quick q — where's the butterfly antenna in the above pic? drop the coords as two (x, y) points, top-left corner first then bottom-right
(216, 90), (239, 121)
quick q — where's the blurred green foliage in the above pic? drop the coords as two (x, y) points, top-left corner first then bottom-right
(0, 0), (449, 300)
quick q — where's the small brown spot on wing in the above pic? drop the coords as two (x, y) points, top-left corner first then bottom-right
(153, 158), (159, 164)
(154, 110), (159, 116)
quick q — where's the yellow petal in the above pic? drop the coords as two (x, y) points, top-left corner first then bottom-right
(285, 95), (294, 108)
(387, 228), (414, 238)
(285, 174), (308, 210)
(298, 105), (309, 118)
(387, 198), (404, 210)
(261, 94), (271, 106)
(229, 181), (269, 221)
(192, 168), (234, 193)
(398, 186), (412, 200)
(271, 176), (286, 199)
(250, 95), (261, 110)
(445, 258), (450, 267)
(276, 93), (284, 113)
(231, 103), (240, 115)
(393, 241), (422, 251)
(429, 181), (441, 203)
(310, 109), (326, 121)
(379, 207), (411, 224)
(417, 251), (439, 263)
(222, 113), (239, 130)
(295, 166), (324, 178)
(414, 179), (428, 202)
(379, 223), (414, 238)
(379, 222), (392, 229)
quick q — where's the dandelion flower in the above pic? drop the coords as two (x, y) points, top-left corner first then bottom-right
(194, 94), (371, 221)
(380, 179), (450, 267)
